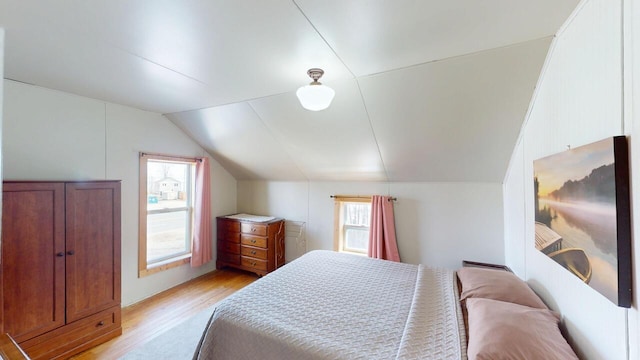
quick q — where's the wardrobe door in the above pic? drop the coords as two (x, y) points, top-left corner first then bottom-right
(1, 182), (66, 342)
(64, 182), (121, 323)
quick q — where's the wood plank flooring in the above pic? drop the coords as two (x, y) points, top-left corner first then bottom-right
(71, 268), (257, 359)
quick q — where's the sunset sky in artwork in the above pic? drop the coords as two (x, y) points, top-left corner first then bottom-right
(534, 138), (615, 197)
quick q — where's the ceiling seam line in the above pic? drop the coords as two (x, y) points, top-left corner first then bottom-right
(99, 39), (209, 86)
(358, 35), (557, 79)
(162, 90), (294, 117)
(161, 113), (217, 169)
(163, 34), (555, 116)
(355, 79), (390, 182)
(4, 78), (36, 86)
(291, 0), (357, 78)
(36, 17), (210, 87)
(122, 51), (208, 86)
(246, 102), (309, 181)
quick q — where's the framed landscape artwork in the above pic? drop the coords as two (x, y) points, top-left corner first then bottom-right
(533, 136), (631, 307)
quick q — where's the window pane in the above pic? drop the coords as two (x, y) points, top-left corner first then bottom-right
(345, 227), (369, 253)
(147, 211), (190, 263)
(147, 161), (191, 210)
(344, 202), (370, 226)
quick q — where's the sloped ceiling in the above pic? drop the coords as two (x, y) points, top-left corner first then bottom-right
(0, 0), (579, 182)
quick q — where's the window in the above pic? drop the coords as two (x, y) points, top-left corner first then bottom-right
(139, 153), (196, 277)
(333, 197), (372, 255)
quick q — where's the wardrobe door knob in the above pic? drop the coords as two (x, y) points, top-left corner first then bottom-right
(56, 252), (65, 257)
(67, 250), (75, 255)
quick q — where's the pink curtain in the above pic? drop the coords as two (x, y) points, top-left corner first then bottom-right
(191, 157), (212, 267)
(368, 195), (400, 262)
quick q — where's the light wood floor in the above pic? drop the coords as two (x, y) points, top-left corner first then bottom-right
(71, 268), (257, 359)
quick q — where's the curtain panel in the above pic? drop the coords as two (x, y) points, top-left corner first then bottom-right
(191, 157), (212, 267)
(368, 195), (400, 262)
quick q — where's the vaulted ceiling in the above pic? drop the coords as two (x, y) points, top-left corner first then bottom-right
(0, 1), (579, 182)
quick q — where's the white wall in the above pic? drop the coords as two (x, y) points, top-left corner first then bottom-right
(628, 0), (640, 357)
(0, 29), (4, 247)
(503, 0), (638, 358)
(2, 80), (237, 306)
(629, 0), (640, 357)
(238, 180), (504, 268)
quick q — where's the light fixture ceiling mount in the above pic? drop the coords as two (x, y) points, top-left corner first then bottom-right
(296, 68), (335, 111)
(306, 68), (325, 82)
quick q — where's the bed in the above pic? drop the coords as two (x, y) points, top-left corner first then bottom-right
(194, 250), (579, 360)
(194, 250), (466, 359)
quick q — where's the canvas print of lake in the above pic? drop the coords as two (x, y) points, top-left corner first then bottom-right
(533, 136), (631, 307)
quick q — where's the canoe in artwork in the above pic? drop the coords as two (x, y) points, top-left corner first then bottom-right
(547, 248), (592, 283)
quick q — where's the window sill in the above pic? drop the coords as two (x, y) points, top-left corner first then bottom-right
(340, 250), (367, 257)
(139, 254), (191, 278)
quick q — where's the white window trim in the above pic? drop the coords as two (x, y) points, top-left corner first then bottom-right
(333, 196), (371, 256)
(138, 153), (197, 277)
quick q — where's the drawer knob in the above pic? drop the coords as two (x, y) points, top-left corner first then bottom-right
(251, 228), (256, 232)
(98, 321), (105, 326)
(251, 250), (256, 255)
(251, 262), (256, 266)
(251, 239), (256, 244)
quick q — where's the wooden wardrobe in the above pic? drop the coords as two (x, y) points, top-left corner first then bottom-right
(1, 181), (122, 359)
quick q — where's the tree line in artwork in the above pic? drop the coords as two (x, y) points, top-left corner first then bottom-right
(534, 163), (615, 227)
(534, 176), (553, 227)
(547, 163), (615, 203)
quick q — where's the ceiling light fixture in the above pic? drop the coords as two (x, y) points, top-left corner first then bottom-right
(296, 68), (335, 111)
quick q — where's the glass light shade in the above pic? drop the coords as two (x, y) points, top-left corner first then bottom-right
(296, 83), (335, 111)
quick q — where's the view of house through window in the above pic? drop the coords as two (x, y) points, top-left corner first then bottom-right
(139, 153), (197, 276)
(146, 160), (195, 263)
(334, 197), (372, 255)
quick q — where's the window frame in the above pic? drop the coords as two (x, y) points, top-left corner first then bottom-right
(138, 153), (197, 277)
(333, 196), (372, 255)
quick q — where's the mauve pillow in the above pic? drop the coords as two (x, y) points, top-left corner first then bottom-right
(457, 267), (548, 309)
(466, 298), (579, 360)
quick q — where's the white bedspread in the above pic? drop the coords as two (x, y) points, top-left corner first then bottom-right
(194, 250), (466, 360)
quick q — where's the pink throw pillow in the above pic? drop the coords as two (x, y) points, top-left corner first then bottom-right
(466, 298), (579, 360)
(457, 267), (547, 309)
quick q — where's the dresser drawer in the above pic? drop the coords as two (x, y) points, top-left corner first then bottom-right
(241, 223), (267, 236)
(218, 219), (240, 232)
(218, 231), (240, 243)
(218, 242), (240, 254)
(241, 235), (267, 248)
(241, 256), (267, 271)
(21, 306), (120, 360)
(217, 221), (240, 240)
(217, 252), (240, 265)
(241, 245), (268, 260)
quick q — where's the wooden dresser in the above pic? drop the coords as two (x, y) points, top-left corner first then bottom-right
(1, 181), (121, 360)
(216, 216), (285, 276)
